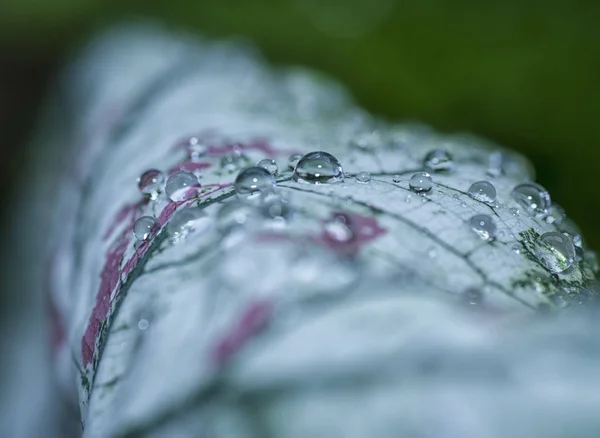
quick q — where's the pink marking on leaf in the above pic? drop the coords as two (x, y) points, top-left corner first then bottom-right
(212, 300), (274, 366)
(320, 211), (387, 257)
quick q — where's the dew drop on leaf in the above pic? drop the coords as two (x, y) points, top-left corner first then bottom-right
(234, 166), (276, 201)
(511, 183), (551, 216)
(137, 169), (164, 200)
(535, 231), (576, 274)
(165, 171), (200, 202)
(468, 180), (497, 203)
(292, 151), (344, 184)
(356, 171), (371, 183)
(423, 149), (454, 172)
(469, 214), (497, 241)
(220, 151), (250, 173)
(287, 153), (303, 170)
(409, 172), (433, 193)
(133, 216), (159, 241)
(257, 158), (279, 175)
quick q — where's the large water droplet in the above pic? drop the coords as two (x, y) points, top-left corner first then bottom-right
(234, 166), (276, 201)
(511, 183), (550, 216)
(167, 207), (212, 242)
(424, 149), (454, 172)
(356, 171), (371, 183)
(469, 214), (497, 241)
(468, 180), (497, 203)
(287, 153), (303, 170)
(133, 216), (159, 241)
(535, 232), (575, 274)
(165, 171), (200, 202)
(257, 158), (279, 175)
(137, 169), (164, 200)
(409, 172), (433, 193)
(293, 151), (344, 184)
(323, 213), (354, 243)
(220, 152), (250, 173)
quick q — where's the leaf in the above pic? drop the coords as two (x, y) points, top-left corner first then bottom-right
(39, 25), (598, 437)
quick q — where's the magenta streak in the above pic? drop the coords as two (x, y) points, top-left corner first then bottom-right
(319, 212), (387, 257)
(83, 182), (234, 367)
(212, 301), (273, 366)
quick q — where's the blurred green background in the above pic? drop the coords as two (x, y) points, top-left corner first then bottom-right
(0, 0), (598, 248)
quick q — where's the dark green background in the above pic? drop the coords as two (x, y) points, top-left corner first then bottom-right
(1, 0), (598, 248)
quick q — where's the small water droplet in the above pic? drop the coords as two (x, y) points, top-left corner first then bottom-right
(461, 202), (467, 208)
(324, 213), (354, 243)
(405, 194), (412, 203)
(188, 137), (207, 160)
(452, 194), (460, 201)
(350, 131), (381, 152)
(293, 151), (344, 184)
(469, 214), (497, 241)
(220, 152), (250, 173)
(545, 205), (566, 225)
(512, 244), (521, 254)
(262, 195), (293, 220)
(257, 158), (279, 175)
(138, 319), (149, 330)
(486, 151), (504, 177)
(509, 207), (520, 217)
(535, 231), (576, 274)
(137, 169), (164, 200)
(234, 166), (276, 201)
(287, 153), (303, 170)
(356, 171), (371, 183)
(462, 288), (483, 306)
(133, 216), (159, 241)
(511, 183), (551, 216)
(165, 171), (200, 202)
(392, 175), (401, 183)
(216, 202), (258, 234)
(468, 180), (497, 203)
(424, 149), (454, 172)
(409, 172), (433, 193)
(167, 207), (212, 242)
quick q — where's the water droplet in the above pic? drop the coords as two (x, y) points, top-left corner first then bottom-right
(452, 194), (460, 201)
(133, 216), (159, 241)
(293, 151), (344, 184)
(462, 288), (483, 306)
(405, 194), (412, 203)
(138, 319), (149, 330)
(287, 153), (303, 170)
(468, 180), (497, 203)
(350, 131), (381, 151)
(461, 202), (467, 208)
(262, 195), (293, 220)
(486, 151), (504, 177)
(137, 169), (164, 200)
(409, 172), (433, 193)
(356, 171), (371, 183)
(220, 152), (250, 173)
(509, 207), (520, 217)
(324, 213), (354, 243)
(392, 175), (401, 183)
(188, 137), (207, 160)
(257, 158), (279, 175)
(424, 149), (454, 172)
(167, 207), (212, 242)
(511, 183), (551, 216)
(535, 231), (576, 274)
(512, 244), (521, 254)
(165, 171), (200, 202)
(216, 201), (258, 234)
(469, 214), (497, 241)
(545, 205), (566, 225)
(234, 166), (276, 201)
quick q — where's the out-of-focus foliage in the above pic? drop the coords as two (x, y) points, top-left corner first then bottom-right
(0, 0), (599, 248)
